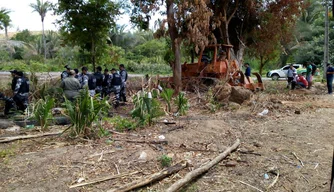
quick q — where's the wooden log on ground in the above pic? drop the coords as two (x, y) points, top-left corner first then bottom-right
(166, 139), (240, 192)
(112, 138), (168, 145)
(0, 130), (63, 143)
(107, 161), (188, 192)
(69, 171), (139, 189)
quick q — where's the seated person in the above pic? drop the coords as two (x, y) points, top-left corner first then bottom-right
(60, 70), (81, 101)
(201, 54), (211, 64)
(296, 73), (308, 88)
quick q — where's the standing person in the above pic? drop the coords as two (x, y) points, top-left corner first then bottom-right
(244, 63), (251, 82)
(102, 68), (111, 98)
(286, 64), (296, 88)
(305, 62), (313, 89)
(291, 71), (298, 90)
(9, 69), (18, 92)
(12, 71), (29, 113)
(61, 65), (71, 81)
(94, 66), (104, 96)
(79, 67), (96, 97)
(60, 70), (81, 101)
(74, 69), (80, 79)
(326, 63), (334, 95)
(110, 68), (122, 107)
(119, 64), (128, 102)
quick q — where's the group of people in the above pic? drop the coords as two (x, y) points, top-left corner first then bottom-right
(60, 64), (128, 107)
(286, 62), (317, 90)
(0, 70), (30, 115)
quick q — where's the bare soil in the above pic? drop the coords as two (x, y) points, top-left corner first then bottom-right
(0, 81), (334, 192)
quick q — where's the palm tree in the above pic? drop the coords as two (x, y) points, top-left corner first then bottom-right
(0, 8), (11, 40)
(30, 0), (52, 59)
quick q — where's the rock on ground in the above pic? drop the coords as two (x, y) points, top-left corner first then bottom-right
(229, 86), (253, 104)
(214, 83), (232, 102)
(0, 119), (15, 129)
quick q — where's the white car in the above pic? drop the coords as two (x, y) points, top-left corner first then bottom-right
(267, 64), (306, 80)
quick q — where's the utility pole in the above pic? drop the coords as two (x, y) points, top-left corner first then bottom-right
(324, 0), (329, 79)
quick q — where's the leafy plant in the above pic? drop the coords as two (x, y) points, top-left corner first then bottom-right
(63, 88), (110, 138)
(109, 116), (137, 132)
(98, 127), (110, 137)
(33, 96), (54, 130)
(175, 92), (189, 116)
(158, 154), (172, 168)
(161, 88), (174, 113)
(131, 90), (164, 126)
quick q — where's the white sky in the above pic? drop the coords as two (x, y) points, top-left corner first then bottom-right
(0, 0), (136, 33)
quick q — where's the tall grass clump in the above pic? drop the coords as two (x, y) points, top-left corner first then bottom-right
(33, 96), (55, 130)
(64, 88), (110, 138)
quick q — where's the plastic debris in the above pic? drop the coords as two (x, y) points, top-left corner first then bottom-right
(264, 173), (270, 180)
(258, 109), (269, 116)
(158, 135), (165, 140)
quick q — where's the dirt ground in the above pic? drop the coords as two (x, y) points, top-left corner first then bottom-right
(0, 81), (334, 192)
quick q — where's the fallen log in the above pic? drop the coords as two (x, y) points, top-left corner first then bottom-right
(166, 139), (240, 192)
(112, 138), (168, 145)
(0, 130), (63, 143)
(69, 171), (139, 189)
(107, 161), (188, 192)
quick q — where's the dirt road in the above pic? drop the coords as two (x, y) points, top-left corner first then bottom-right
(0, 83), (333, 192)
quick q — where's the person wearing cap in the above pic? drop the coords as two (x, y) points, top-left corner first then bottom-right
(94, 66), (104, 96)
(326, 63), (334, 95)
(286, 64), (296, 89)
(12, 71), (29, 113)
(119, 64), (128, 102)
(61, 65), (71, 81)
(110, 68), (122, 107)
(102, 68), (111, 98)
(60, 70), (81, 101)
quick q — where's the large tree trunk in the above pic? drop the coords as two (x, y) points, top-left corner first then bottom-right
(4, 26), (8, 40)
(42, 19), (46, 60)
(91, 38), (96, 71)
(167, 0), (181, 92)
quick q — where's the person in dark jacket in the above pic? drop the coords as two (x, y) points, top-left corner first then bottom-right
(119, 64), (128, 102)
(94, 66), (104, 96)
(61, 65), (71, 81)
(110, 68), (122, 107)
(244, 63), (251, 82)
(326, 63), (334, 95)
(10, 69), (18, 92)
(12, 71), (29, 113)
(79, 67), (96, 96)
(102, 68), (111, 98)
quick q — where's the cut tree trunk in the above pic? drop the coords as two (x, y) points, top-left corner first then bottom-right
(107, 161), (188, 192)
(166, 139), (240, 192)
(0, 130), (63, 143)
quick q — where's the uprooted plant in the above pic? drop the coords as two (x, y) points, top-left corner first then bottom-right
(33, 96), (55, 130)
(131, 90), (164, 126)
(63, 88), (110, 138)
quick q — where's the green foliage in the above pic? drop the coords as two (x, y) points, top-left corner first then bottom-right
(98, 127), (110, 137)
(175, 92), (189, 116)
(63, 88), (110, 138)
(33, 96), (55, 130)
(109, 116), (137, 132)
(131, 91), (164, 126)
(158, 155), (172, 168)
(56, 0), (121, 69)
(11, 29), (37, 43)
(161, 88), (174, 112)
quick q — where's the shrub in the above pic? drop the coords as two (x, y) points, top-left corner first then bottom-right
(161, 88), (174, 113)
(109, 116), (137, 132)
(131, 90), (164, 126)
(63, 88), (110, 138)
(33, 96), (55, 130)
(175, 92), (189, 116)
(158, 154), (172, 167)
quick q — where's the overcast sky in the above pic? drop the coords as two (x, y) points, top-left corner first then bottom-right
(0, 0), (134, 33)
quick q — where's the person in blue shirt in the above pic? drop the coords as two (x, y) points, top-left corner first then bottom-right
(244, 63), (251, 82)
(326, 63), (334, 94)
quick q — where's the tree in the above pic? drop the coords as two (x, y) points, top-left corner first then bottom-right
(30, 0), (52, 59)
(246, 0), (303, 74)
(55, 0), (120, 71)
(0, 8), (11, 39)
(131, 0), (213, 91)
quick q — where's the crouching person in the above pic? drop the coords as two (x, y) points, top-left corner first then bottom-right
(60, 70), (81, 101)
(12, 71), (29, 114)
